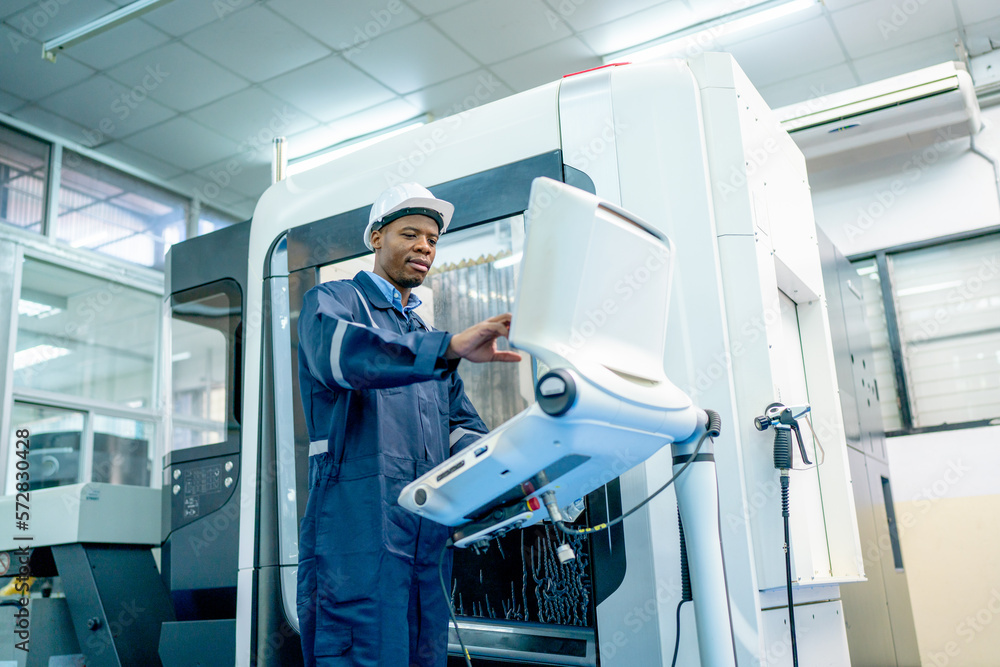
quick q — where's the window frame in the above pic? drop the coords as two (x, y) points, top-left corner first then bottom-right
(0, 241), (165, 493)
(849, 224), (1000, 436)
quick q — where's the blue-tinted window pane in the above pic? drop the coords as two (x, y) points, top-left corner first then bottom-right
(15, 258), (160, 408)
(57, 151), (187, 270)
(0, 125), (48, 233)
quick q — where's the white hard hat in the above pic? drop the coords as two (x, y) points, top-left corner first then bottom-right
(364, 182), (454, 251)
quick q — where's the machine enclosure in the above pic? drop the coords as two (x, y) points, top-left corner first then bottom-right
(232, 53), (864, 666)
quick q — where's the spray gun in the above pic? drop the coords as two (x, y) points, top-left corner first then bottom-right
(754, 402), (811, 667)
(754, 403), (812, 469)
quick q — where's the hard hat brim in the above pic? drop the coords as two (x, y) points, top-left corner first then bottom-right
(364, 195), (454, 251)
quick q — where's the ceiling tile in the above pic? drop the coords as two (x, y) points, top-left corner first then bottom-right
(433, 0), (571, 64)
(0, 89), (26, 114)
(578, 2), (698, 55)
(0, 0), (42, 22)
(965, 16), (1000, 56)
(830, 0), (958, 60)
(0, 25), (94, 100)
(123, 116), (240, 171)
(262, 55), (396, 122)
(713, 3), (826, 47)
(106, 42), (249, 112)
(142, 0), (249, 37)
(286, 98), (421, 158)
(820, 0), (870, 10)
(37, 75), (176, 145)
(956, 0), (1000, 25)
(195, 156), (271, 199)
(757, 63), (859, 109)
(851, 32), (960, 84)
(540, 0), (666, 33)
(189, 87), (316, 145)
(403, 69), (513, 119)
(722, 16), (845, 89)
(4, 0), (117, 42)
(491, 37), (599, 92)
(64, 18), (170, 70)
(183, 5), (330, 83)
(267, 0), (420, 51)
(406, 0), (467, 16)
(10, 105), (89, 142)
(94, 141), (185, 180)
(347, 21), (478, 94)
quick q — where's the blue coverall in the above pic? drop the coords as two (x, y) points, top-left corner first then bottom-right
(297, 270), (488, 666)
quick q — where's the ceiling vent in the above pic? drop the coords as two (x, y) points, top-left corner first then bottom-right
(773, 62), (982, 162)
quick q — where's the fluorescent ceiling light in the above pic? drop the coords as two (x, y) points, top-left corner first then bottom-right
(896, 280), (964, 297)
(42, 0), (176, 62)
(493, 252), (522, 270)
(604, 0), (817, 64)
(18, 289), (67, 319)
(287, 118), (428, 177)
(172, 351), (192, 363)
(18, 299), (61, 319)
(14, 344), (70, 370)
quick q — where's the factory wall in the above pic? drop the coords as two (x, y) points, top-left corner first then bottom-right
(809, 103), (1000, 667)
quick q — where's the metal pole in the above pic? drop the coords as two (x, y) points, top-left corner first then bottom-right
(272, 137), (287, 184)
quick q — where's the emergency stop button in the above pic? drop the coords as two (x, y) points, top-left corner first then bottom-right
(527, 496), (540, 511)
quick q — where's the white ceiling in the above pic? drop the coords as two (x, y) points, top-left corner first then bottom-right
(2, 0), (999, 220)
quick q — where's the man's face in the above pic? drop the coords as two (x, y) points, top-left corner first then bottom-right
(371, 214), (439, 289)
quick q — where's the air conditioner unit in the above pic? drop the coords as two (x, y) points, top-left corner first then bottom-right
(773, 62), (982, 162)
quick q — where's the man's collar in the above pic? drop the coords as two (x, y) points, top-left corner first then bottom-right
(352, 271), (394, 310)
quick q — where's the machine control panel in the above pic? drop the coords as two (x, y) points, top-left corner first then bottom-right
(165, 454), (238, 530)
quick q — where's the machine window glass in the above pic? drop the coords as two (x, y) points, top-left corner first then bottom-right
(57, 150), (188, 271)
(170, 280), (241, 451)
(91, 415), (154, 487)
(887, 237), (1000, 428)
(8, 402), (84, 492)
(852, 259), (902, 432)
(0, 124), (49, 234)
(317, 214), (532, 429)
(14, 258), (159, 408)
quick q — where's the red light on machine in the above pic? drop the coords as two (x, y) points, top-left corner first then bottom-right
(527, 497), (541, 511)
(563, 62), (631, 78)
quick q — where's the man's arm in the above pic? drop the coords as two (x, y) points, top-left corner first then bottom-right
(448, 371), (489, 454)
(298, 284), (455, 391)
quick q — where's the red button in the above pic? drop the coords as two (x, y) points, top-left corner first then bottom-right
(527, 497), (540, 511)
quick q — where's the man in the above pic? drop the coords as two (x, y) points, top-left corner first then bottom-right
(296, 182), (521, 666)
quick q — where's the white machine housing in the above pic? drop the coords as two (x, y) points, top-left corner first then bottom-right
(238, 53), (865, 666)
(0, 483), (161, 549)
(398, 178), (698, 528)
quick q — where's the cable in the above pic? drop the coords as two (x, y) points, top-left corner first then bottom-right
(438, 539), (472, 667)
(781, 475), (799, 667)
(671, 508), (693, 667)
(670, 599), (688, 667)
(555, 428), (715, 537)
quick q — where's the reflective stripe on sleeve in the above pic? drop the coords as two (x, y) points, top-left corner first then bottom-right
(449, 427), (477, 447)
(349, 283), (379, 328)
(329, 320), (354, 389)
(309, 440), (327, 457)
